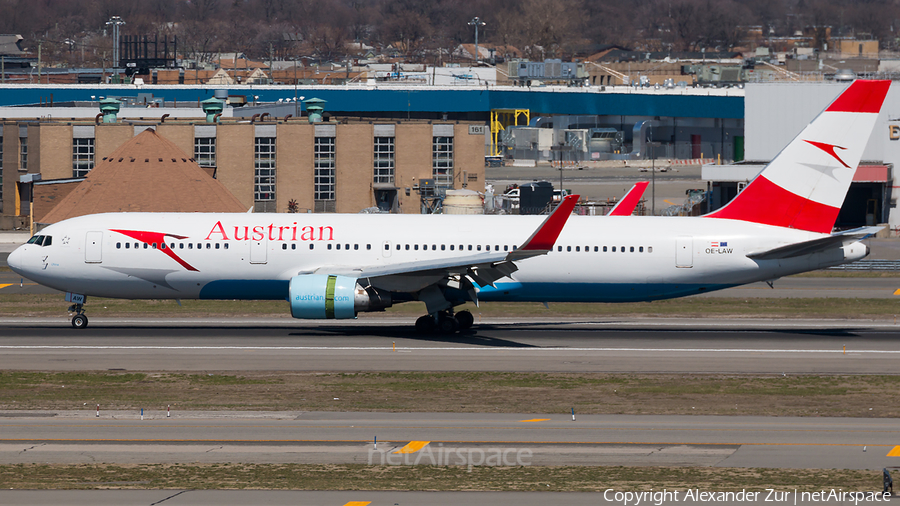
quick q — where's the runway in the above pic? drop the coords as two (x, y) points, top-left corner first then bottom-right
(1, 318), (900, 373)
(2, 411), (898, 470)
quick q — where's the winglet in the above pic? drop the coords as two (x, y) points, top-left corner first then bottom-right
(517, 194), (579, 252)
(608, 181), (649, 216)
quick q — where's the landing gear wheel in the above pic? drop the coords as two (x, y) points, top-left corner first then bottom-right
(415, 315), (435, 333)
(72, 314), (89, 329)
(437, 314), (458, 334)
(456, 310), (474, 330)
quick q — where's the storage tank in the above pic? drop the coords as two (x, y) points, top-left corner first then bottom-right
(442, 189), (484, 215)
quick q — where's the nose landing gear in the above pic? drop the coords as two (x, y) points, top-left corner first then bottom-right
(68, 303), (88, 329)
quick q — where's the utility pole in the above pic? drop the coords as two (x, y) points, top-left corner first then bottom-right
(468, 17), (485, 64)
(37, 41), (41, 83)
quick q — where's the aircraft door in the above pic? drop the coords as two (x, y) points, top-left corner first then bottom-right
(250, 238), (267, 264)
(84, 231), (103, 263)
(383, 240), (392, 258)
(675, 236), (693, 268)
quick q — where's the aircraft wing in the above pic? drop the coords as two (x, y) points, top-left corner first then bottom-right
(307, 195), (580, 296)
(747, 226), (882, 260)
(608, 181), (649, 216)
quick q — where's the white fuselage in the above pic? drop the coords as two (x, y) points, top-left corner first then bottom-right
(9, 212), (868, 304)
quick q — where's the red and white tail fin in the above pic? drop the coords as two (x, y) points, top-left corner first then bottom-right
(608, 181), (649, 216)
(705, 80), (890, 233)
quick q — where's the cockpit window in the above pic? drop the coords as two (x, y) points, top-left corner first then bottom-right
(26, 235), (52, 246)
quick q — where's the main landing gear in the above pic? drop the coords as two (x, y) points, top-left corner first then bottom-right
(415, 309), (474, 334)
(68, 303), (88, 329)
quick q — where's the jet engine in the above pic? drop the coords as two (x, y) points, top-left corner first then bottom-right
(289, 274), (391, 319)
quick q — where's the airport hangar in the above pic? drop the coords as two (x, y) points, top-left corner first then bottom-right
(0, 83), (741, 230)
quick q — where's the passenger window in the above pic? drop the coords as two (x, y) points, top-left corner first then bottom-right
(441, 245), (446, 251)
(450, 245), (455, 250)
(648, 246), (653, 253)
(310, 244), (314, 250)
(495, 245), (499, 251)
(406, 244), (410, 250)
(585, 246), (589, 252)
(224, 243), (229, 250)
(621, 246), (625, 252)
(468, 245), (472, 251)
(345, 244), (350, 250)
(477, 245), (482, 251)
(160, 243), (167, 250)
(206, 243), (211, 249)
(336, 244), (341, 250)
(116, 242), (121, 249)
(366, 244), (371, 250)
(575, 246), (580, 252)
(594, 246), (598, 252)
(354, 244), (359, 250)
(396, 244), (401, 250)
(558, 246), (562, 252)
(292, 244), (297, 250)
(170, 243), (175, 249)
(567, 246), (571, 252)
(630, 246), (634, 252)
(215, 243), (220, 249)
(612, 246), (616, 252)
(414, 244), (419, 251)
(603, 246), (607, 252)
(152, 243), (158, 249)
(125, 243), (130, 249)
(432, 245), (437, 251)
(188, 243), (193, 249)
(282, 244), (287, 250)
(639, 246), (644, 252)
(144, 243), (149, 249)
(328, 244), (333, 250)
(197, 243), (202, 249)
(179, 243), (184, 249)
(512, 245), (517, 250)
(504, 245), (508, 251)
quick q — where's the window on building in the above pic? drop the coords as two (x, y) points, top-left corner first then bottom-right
(254, 137), (276, 211)
(373, 136), (395, 185)
(314, 136), (336, 203)
(433, 136), (453, 187)
(194, 137), (216, 168)
(19, 136), (27, 171)
(73, 138), (94, 178)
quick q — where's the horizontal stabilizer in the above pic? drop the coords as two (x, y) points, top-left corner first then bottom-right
(747, 226), (881, 260)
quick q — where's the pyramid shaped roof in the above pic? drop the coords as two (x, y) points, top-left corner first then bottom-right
(40, 128), (246, 224)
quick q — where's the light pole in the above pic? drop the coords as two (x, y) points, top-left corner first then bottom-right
(106, 16), (125, 78)
(468, 17), (485, 64)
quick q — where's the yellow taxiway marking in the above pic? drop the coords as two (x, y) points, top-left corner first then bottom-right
(887, 446), (900, 456)
(664, 199), (677, 205)
(520, 418), (551, 422)
(0, 284), (12, 290)
(342, 502), (371, 506)
(393, 441), (430, 454)
(893, 289), (900, 296)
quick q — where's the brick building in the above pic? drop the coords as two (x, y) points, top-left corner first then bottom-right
(0, 117), (486, 228)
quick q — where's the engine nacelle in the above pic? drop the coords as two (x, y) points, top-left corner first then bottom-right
(289, 274), (392, 319)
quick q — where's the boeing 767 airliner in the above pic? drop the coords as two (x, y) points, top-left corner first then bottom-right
(7, 80), (891, 332)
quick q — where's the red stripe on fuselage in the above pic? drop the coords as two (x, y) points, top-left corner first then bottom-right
(825, 80), (891, 114)
(111, 229), (199, 272)
(705, 176), (839, 234)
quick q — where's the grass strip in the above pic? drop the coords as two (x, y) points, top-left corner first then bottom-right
(0, 463), (882, 491)
(2, 371), (899, 417)
(3, 295), (900, 319)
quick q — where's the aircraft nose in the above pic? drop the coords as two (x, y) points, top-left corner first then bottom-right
(6, 245), (24, 275)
